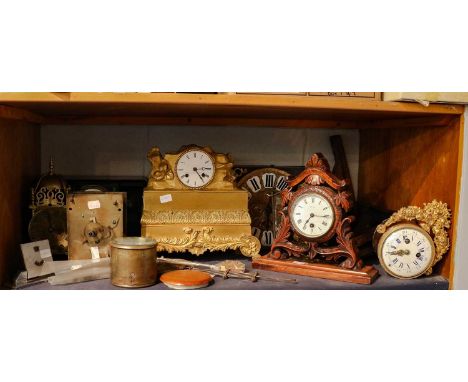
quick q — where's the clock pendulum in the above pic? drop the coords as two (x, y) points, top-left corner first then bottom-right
(252, 152), (379, 284)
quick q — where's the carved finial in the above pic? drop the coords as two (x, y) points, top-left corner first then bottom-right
(49, 157), (55, 175)
(305, 153), (330, 171)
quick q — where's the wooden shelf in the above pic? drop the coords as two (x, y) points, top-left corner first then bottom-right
(0, 92), (464, 288)
(0, 92), (463, 127)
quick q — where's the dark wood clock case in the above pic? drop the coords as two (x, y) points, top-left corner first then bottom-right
(252, 153), (379, 284)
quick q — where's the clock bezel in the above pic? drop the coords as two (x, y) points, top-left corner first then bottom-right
(287, 185), (341, 243)
(174, 147), (216, 190)
(377, 222), (436, 279)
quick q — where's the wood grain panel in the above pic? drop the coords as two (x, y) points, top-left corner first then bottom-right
(0, 118), (40, 287)
(0, 105), (45, 124)
(358, 117), (463, 279)
(45, 116), (359, 129)
(0, 93), (463, 122)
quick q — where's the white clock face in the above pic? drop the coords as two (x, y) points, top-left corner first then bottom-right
(175, 149), (215, 189)
(379, 225), (435, 279)
(289, 192), (335, 239)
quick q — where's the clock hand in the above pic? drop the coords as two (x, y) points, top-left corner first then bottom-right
(312, 214), (331, 218)
(388, 249), (411, 256)
(193, 167), (204, 182)
(303, 213), (314, 230)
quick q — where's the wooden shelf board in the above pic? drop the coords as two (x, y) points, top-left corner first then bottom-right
(16, 256), (450, 290)
(0, 93), (463, 124)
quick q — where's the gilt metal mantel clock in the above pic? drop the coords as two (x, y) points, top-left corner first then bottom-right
(141, 145), (261, 257)
(252, 153), (378, 284)
(373, 200), (450, 279)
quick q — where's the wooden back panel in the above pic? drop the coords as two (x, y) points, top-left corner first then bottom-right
(359, 116), (463, 279)
(0, 118), (40, 287)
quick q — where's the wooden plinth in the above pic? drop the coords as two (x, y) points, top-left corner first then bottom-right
(252, 256), (379, 285)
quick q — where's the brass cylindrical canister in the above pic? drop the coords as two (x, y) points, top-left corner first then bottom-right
(110, 237), (157, 288)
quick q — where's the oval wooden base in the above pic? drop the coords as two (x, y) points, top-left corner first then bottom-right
(252, 256), (379, 285)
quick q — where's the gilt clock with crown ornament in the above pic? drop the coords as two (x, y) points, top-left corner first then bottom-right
(373, 200), (451, 280)
(141, 145), (261, 258)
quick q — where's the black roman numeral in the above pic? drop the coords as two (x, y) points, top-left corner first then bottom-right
(276, 177), (288, 191)
(261, 231), (274, 246)
(252, 227), (262, 238)
(247, 177), (261, 192)
(263, 174), (275, 188)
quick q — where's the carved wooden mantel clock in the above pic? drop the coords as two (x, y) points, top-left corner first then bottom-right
(252, 153), (378, 284)
(141, 145), (261, 258)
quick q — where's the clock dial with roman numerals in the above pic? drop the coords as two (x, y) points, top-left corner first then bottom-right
(175, 149), (215, 189)
(377, 223), (436, 279)
(237, 168), (290, 253)
(289, 192), (335, 239)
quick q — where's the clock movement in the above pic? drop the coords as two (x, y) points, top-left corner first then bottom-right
(373, 200), (450, 279)
(141, 145), (261, 258)
(67, 192), (125, 260)
(252, 153), (378, 284)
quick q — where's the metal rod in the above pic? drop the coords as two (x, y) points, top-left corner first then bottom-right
(157, 257), (297, 284)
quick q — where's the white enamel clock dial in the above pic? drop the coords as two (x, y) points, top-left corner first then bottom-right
(378, 223), (436, 279)
(289, 192), (335, 239)
(175, 149), (215, 189)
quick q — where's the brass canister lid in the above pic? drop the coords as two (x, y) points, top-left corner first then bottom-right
(111, 237), (156, 250)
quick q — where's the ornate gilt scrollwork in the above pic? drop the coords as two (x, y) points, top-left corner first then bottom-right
(141, 209), (251, 225)
(147, 146), (174, 189)
(155, 227), (261, 257)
